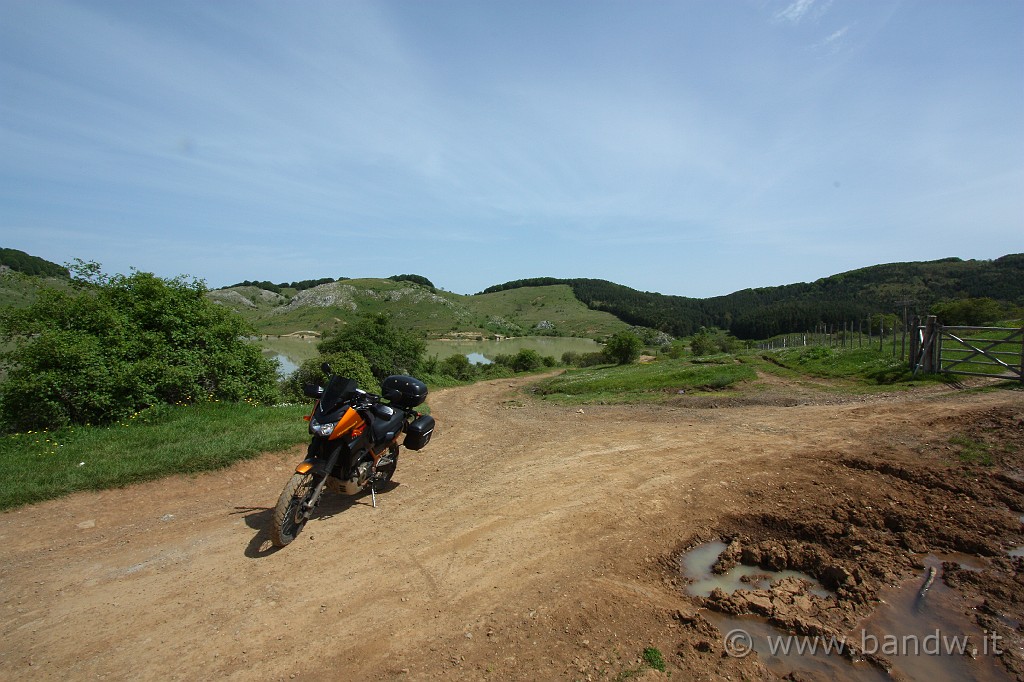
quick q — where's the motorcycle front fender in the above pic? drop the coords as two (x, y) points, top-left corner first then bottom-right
(296, 439), (343, 477)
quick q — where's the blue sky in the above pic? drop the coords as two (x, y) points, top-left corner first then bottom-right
(2, 0), (1021, 297)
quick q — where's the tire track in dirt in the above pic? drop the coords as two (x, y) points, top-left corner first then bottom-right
(0, 375), (1019, 680)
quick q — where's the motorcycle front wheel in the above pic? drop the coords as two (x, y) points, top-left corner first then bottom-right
(270, 471), (317, 547)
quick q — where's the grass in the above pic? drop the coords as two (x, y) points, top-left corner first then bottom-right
(938, 323), (1023, 379)
(535, 358), (757, 404)
(642, 647), (666, 671)
(209, 280), (629, 339)
(762, 345), (929, 384)
(950, 435), (994, 466)
(0, 401), (310, 510)
(533, 344), (964, 406)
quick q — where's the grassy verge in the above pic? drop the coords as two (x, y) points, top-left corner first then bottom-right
(534, 345), (963, 405)
(0, 401), (310, 511)
(535, 358), (757, 404)
(760, 346), (933, 384)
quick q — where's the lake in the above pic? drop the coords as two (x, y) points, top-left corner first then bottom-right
(425, 336), (602, 364)
(253, 335), (603, 376)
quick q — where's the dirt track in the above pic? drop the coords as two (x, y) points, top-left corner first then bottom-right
(1, 374), (1022, 680)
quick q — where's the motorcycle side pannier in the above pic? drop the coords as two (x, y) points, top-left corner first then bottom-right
(404, 414), (435, 451)
(382, 375), (428, 408)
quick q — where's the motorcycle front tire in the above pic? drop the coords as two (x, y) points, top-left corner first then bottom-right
(270, 471), (316, 547)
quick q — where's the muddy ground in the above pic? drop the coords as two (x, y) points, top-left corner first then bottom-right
(1, 372), (1022, 680)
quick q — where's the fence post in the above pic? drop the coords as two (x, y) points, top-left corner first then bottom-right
(922, 315), (938, 373)
(909, 316), (919, 370)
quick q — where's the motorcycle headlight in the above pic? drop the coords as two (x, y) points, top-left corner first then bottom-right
(309, 418), (335, 437)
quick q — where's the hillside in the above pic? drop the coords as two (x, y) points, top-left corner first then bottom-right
(4, 250), (1022, 341)
(207, 279), (630, 339)
(483, 254), (1024, 339)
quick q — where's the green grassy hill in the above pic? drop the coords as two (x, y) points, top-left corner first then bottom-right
(4, 248), (1022, 343)
(210, 279), (630, 339)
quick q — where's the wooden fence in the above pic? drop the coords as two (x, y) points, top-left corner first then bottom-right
(911, 316), (1023, 383)
(756, 319), (911, 358)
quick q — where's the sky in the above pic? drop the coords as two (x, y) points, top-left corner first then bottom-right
(1, 0), (1022, 298)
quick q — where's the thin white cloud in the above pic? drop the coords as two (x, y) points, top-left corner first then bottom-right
(774, 0), (819, 24)
(813, 24), (851, 52)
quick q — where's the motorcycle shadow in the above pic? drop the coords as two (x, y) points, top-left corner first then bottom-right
(241, 481), (402, 558)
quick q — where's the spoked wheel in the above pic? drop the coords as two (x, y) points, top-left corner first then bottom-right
(270, 472), (317, 547)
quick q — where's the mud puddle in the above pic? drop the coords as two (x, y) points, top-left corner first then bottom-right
(681, 544), (1013, 681)
(856, 555), (1009, 681)
(680, 540), (830, 598)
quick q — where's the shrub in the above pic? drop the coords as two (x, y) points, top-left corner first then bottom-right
(578, 351), (610, 367)
(439, 353), (477, 381)
(689, 327), (739, 356)
(492, 349), (544, 372)
(605, 331), (643, 365)
(0, 265), (277, 432)
(690, 331), (718, 357)
(281, 351), (378, 401)
(318, 313), (425, 381)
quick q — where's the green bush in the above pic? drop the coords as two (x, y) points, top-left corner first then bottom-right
(281, 351), (379, 401)
(690, 327), (740, 356)
(318, 313), (425, 381)
(440, 353), (477, 381)
(494, 349), (544, 372)
(0, 265), (277, 432)
(578, 351), (611, 367)
(605, 331), (643, 365)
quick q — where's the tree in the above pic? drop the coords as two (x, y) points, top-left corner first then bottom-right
(689, 328), (718, 357)
(931, 298), (1005, 326)
(0, 248), (69, 278)
(605, 331), (643, 365)
(317, 313), (425, 381)
(388, 274), (435, 289)
(0, 265), (277, 432)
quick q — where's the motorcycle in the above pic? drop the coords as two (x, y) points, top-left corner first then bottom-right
(270, 363), (435, 547)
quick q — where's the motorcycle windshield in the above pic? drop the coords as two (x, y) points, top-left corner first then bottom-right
(319, 376), (357, 412)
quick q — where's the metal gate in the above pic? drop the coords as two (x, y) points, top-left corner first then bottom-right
(912, 316), (1024, 383)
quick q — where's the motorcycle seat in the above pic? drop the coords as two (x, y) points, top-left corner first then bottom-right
(370, 410), (405, 444)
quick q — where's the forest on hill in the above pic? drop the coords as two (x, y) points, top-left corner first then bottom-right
(0, 248), (68, 278)
(481, 254), (1024, 339)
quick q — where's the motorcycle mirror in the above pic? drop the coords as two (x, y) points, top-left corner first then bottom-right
(321, 362), (333, 376)
(302, 383), (323, 399)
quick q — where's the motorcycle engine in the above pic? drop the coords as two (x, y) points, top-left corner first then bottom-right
(339, 460), (372, 495)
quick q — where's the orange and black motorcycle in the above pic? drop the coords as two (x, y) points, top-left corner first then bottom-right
(270, 364), (435, 547)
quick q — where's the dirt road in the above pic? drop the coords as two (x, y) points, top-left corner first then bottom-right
(2, 374), (1022, 680)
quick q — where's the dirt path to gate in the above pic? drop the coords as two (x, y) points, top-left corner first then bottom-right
(2, 373), (1022, 680)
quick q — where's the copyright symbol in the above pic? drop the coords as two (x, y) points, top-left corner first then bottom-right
(723, 628), (753, 658)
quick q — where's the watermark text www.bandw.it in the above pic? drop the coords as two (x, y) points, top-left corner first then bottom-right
(723, 628), (1004, 659)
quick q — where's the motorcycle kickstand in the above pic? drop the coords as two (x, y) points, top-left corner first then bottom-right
(370, 483), (377, 509)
